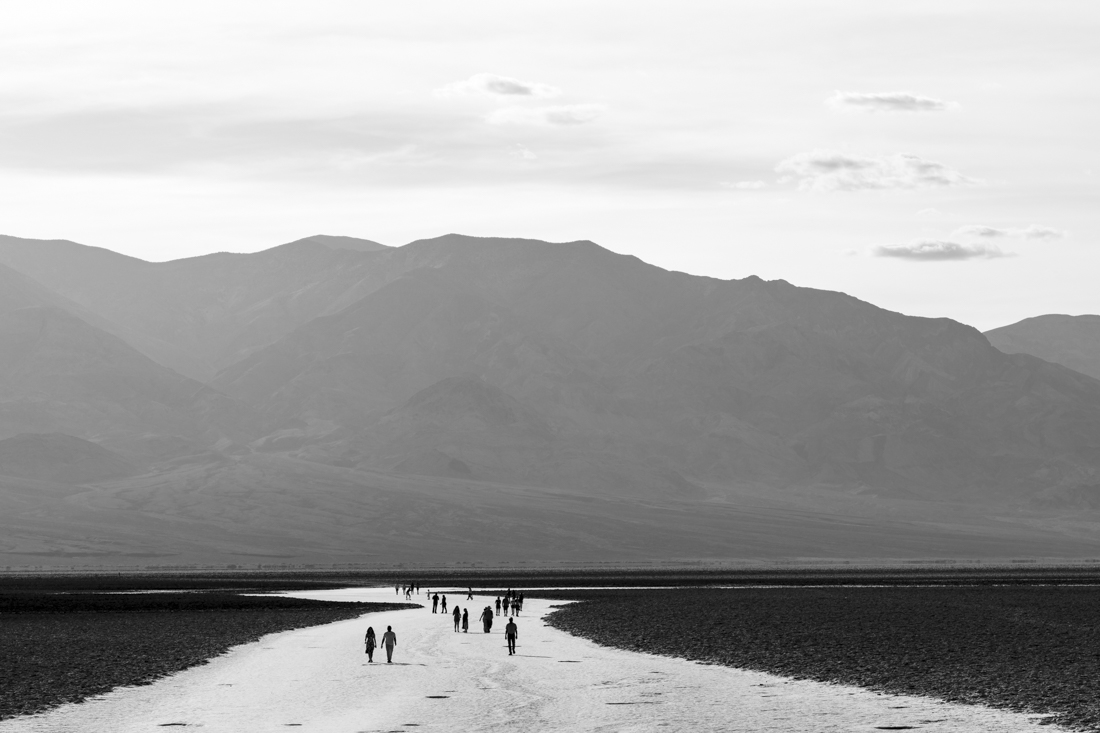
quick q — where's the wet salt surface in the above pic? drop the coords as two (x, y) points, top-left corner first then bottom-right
(1, 587), (1068, 733)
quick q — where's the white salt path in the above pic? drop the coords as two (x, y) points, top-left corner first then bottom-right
(2, 587), (1068, 733)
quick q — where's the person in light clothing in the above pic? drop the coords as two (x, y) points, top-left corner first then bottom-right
(381, 626), (397, 663)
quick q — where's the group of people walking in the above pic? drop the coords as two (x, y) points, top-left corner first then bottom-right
(494, 589), (523, 617)
(367, 586), (522, 662)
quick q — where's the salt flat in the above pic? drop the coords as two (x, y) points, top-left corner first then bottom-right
(1, 587), (1068, 733)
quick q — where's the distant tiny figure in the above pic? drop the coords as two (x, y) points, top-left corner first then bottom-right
(364, 626), (377, 663)
(415, 583), (420, 594)
(505, 617), (518, 655)
(381, 625), (397, 663)
(502, 596), (510, 616)
(462, 608), (469, 633)
(432, 593), (440, 613)
(495, 597), (501, 616)
(453, 605), (462, 632)
(467, 587), (473, 600)
(395, 584), (399, 596)
(441, 595), (448, 614)
(480, 605), (494, 633)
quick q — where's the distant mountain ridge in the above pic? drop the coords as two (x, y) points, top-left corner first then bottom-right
(2, 231), (1100, 564)
(986, 314), (1100, 381)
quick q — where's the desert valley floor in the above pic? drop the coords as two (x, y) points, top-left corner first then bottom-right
(0, 587), (1074, 733)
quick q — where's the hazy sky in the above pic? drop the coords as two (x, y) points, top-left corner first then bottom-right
(2, 1), (1096, 329)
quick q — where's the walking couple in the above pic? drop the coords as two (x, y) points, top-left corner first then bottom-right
(364, 625), (398, 663)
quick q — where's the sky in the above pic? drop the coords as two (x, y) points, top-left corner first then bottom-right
(1, 0), (1097, 330)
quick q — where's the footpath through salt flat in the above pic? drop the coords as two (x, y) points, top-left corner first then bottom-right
(2, 587), (1069, 733)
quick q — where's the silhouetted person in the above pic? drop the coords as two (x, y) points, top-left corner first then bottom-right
(395, 584), (399, 596)
(495, 597), (501, 616)
(381, 626), (397, 663)
(462, 608), (469, 632)
(480, 606), (494, 633)
(441, 595), (447, 614)
(502, 596), (510, 616)
(453, 605), (461, 632)
(364, 626), (376, 663)
(505, 617), (518, 655)
(467, 587), (473, 600)
(415, 583), (420, 594)
(432, 593), (439, 613)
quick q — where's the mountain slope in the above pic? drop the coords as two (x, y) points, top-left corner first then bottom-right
(0, 306), (258, 459)
(0, 234), (399, 380)
(986, 314), (1100, 380)
(4, 232), (1100, 564)
(0, 433), (140, 484)
(212, 235), (1100, 500)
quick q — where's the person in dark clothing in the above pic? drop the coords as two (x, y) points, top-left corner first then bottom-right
(495, 597), (501, 616)
(461, 608), (469, 632)
(381, 626), (397, 663)
(467, 587), (473, 600)
(453, 605), (461, 632)
(480, 605), (494, 633)
(505, 618), (518, 655)
(432, 593), (439, 613)
(441, 595), (447, 614)
(364, 626), (377, 663)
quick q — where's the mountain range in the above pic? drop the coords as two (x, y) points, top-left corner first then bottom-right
(1, 232), (1099, 566)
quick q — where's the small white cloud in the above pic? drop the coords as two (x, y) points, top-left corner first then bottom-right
(874, 240), (1006, 261)
(952, 224), (1067, 240)
(436, 73), (560, 98)
(1022, 224), (1067, 240)
(776, 150), (976, 192)
(486, 104), (602, 126)
(953, 225), (1010, 238)
(511, 144), (537, 160)
(828, 91), (952, 112)
(916, 208), (942, 219)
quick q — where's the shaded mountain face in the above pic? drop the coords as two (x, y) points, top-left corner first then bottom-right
(0, 433), (140, 484)
(209, 234), (1100, 499)
(986, 314), (1100, 381)
(0, 305), (258, 459)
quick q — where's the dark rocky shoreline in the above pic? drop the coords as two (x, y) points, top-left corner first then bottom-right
(543, 586), (1100, 732)
(0, 592), (417, 720)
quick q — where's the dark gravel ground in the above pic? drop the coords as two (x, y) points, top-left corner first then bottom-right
(0, 592), (417, 720)
(542, 586), (1100, 731)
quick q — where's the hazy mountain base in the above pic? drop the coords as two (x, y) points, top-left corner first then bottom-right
(3, 453), (1100, 567)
